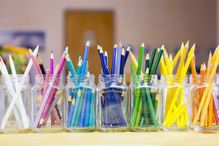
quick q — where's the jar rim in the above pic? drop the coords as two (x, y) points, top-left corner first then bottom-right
(67, 74), (95, 79)
(98, 74), (125, 78)
(1, 74), (29, 79)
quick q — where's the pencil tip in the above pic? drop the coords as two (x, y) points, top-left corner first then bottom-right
(104, 51), (108, 56)
(113, 44), (117, 48)
(191, 43), (196, 49)
(127, 46), (131, 51)
(141, 43), (145, 48)
(86, 41), (90, 46)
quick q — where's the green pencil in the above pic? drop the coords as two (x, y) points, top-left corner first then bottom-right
(149, 48), (157, 73)
(136, 43), (145, 74)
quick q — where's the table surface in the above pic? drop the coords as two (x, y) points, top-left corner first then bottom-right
(0, 131), (219, 146)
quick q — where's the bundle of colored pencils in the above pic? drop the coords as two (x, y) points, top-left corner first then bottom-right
(32, 47), (66, 128)
(0, 47), (38, 129)
(66, 41), (96, 128)
(97, 43), (129, 127)
(130, 43), (163, 128)
(191, 46), (219, 128)
(161, 42), (195, 128)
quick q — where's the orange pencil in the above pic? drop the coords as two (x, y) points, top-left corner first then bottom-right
(190, 56), (198, 120)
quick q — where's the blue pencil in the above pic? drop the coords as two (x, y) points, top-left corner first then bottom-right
(120, 48), (125, 74)
(116, 43), (122, 75)
(81, 41), (90, 75)
(84, 88), (92, 127)
(111, 44), (117, 74)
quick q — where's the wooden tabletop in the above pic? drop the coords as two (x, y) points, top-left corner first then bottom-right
(0, 131), (219, 146)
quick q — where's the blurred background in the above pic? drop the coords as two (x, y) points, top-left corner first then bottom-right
(0, 0), (218, 82)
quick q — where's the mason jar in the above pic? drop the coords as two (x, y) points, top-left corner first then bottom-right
(160, 75), (190, 131)
(31, 75), (65, 132)
(64, 74), (96, 132)
(190, 75), (218, 131)
(0, 74), (32, 133)
(130, 75), (160, 131)
(96, 74), (128, 132)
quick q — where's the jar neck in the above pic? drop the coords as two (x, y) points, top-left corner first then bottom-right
(34, 74), (62, 84)
(67, 74), (95, 85)
(131, 75), (158, 85)
(189, 74), (208, 84)
(98, 74), (126, 86)
(1, 74), (30, 84)
(161, 75), (188, 85)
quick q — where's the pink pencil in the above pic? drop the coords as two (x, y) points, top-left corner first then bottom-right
(29, 49), (42, 74)
(39, 51), (66, 125)
(50, 51), (54, 75)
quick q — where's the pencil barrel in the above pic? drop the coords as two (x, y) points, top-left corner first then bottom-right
(160, 75), (190, 131)
(130, 75), (160, 131)
(64, 75), (96, 132)
(97, 74), (128, 131)
(0, 75), (32, 133)
(31, 75), (64, 132)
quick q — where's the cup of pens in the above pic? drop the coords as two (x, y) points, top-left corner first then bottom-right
(130, 75), (160, 131)
(0, 75), (32, 133)
(160, 75), (191, 131)
(31, 75), (65, 132)
(64, 74), (96, 132)
(96, 74), (128, 132)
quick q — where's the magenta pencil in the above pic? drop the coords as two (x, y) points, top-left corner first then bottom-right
(39, 51), (66, 125)
(50, 51), (54, 75)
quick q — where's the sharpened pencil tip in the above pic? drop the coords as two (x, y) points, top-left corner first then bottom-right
(121, 48), (125, 55)
(146, 53), (150, 59)
(65, 47), (69, 53)
(181, 42), (185, 49)
(113, 44), (117, 48)
(191, 43), (196, 49)
(127, 46), (130, 52)
(104, 51), (108, 56)
(86, 41), (90, 46)
(141, 43), (145, 48)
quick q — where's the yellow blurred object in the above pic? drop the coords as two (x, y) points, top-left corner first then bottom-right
(2, 45), (29, 55)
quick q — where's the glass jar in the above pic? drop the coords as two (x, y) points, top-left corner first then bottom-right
(190, 75), (218, 131)
(130, 75), (160, 131)
(0, 75), (32, 133)
(97, 74), (128, 132)
(64, 74), (96, 132)
(31, 75), (65, 132)
(160, 75), (190, 131)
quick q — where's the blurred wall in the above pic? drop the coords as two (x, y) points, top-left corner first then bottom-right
(0, 0), (217, 71)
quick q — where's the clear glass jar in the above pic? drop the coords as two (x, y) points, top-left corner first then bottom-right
(64, 74), (96, 132)
(160, 75), (190, 131)
(130, 75), (160, 131)
(190, 75), (218, 131)
(97, 74), (128, 132)
(31, 75), (65, 132)
(0, 75), (32, 133)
